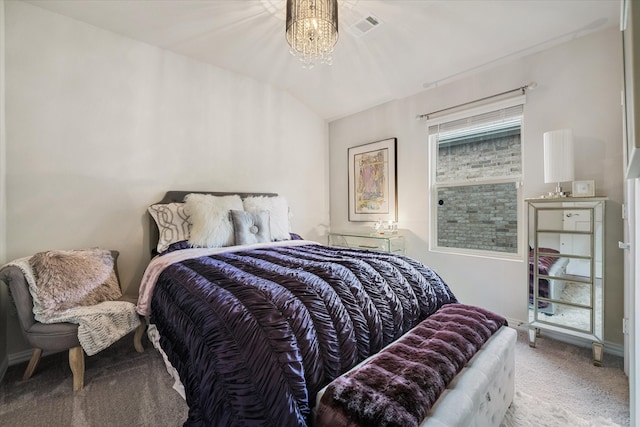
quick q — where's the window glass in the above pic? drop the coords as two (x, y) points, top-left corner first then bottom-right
(429, 102), (523, 254)
(436, 183), (518, 253)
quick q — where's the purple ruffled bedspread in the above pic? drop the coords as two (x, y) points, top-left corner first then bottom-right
(149, 243), (457, 427)
(315, 304), (507, 427)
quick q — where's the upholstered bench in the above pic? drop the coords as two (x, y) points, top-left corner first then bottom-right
(314, 304), (517, 427)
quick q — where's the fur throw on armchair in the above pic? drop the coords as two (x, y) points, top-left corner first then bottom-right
(29, 248), (122, 319)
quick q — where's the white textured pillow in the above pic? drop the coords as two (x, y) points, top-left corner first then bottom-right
(148, 202), (190, 253)
(185, 194), (244, 248)
(243, 196), (290, 241)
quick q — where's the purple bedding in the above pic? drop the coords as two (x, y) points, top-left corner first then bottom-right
(529, 248), (560, 308)
(148, 242), (457, 426)
(315, 304), (507, 427)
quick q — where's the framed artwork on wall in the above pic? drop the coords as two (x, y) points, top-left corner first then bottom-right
(348, 138), (397, 222)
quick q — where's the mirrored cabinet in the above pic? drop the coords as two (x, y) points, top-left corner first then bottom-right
(328, 232), (406, 255)
(526, 197), (606, 365)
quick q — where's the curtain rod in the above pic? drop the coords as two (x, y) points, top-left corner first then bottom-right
(416, 82), (537, 121)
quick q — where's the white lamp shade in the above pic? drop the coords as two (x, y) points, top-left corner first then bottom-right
(543, 129), (575, 183)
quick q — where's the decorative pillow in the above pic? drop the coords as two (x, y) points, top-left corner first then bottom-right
(185, 193), (244, 248)
(148, 202), (190, 253)
(29, 248), (122, 318)
(242, 196), (291, 241)
(230, 210), (271, 245)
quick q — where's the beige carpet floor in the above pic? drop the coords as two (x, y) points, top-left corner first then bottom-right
(0, 326), (630, 426)
(505, 327), (629, 426)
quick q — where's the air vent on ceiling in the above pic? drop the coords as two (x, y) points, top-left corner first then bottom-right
(347, 15), (382, 37)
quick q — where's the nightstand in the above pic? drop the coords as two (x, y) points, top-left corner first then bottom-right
(328, 232), (405, 255)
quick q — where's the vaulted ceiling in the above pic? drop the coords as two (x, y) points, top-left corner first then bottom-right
(24, 0), (621, 121)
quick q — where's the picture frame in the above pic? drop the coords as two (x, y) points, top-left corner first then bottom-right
(572, 180), (595, 197)
(348, 138), (397, 222)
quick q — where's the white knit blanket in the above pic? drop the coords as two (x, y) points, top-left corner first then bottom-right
(5, 257), (141, 356)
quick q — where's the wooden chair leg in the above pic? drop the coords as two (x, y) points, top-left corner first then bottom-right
(23, 348), (43, 381)
(68, 346), (85, 392)
(133, 322), (146, 353)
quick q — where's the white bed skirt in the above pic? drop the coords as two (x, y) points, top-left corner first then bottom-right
(147, 323), (186, 400)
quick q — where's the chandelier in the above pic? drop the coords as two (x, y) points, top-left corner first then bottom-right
(286, 0), (339, 68)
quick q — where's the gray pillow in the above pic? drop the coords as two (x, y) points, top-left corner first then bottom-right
(230, 210), (271, 245)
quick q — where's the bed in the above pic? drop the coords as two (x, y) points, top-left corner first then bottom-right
(529, 248), (570, 314)
(136, 191), (516, 427)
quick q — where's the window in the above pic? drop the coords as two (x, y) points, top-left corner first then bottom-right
(428, 99), (524, 255)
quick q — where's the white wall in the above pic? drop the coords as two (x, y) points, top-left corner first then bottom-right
(0, 0), (8, 378)
(0, 1), (5, 265)
(329, 28), (625, 347)
(4, 2), (330, 353)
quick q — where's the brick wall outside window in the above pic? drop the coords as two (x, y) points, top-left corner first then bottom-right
(435, 133), (520, 253)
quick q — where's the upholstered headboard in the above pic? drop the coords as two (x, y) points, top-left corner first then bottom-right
(148, 191), (278, 255)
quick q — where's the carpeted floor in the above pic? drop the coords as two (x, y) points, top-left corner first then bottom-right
(504, 328), (629, 426)
(501, 391), (622, 427)
(0, 334), (189, 426)
(0, 326), (630, 426)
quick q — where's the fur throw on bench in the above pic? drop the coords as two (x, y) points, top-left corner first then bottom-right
(316, 303), (507, 427)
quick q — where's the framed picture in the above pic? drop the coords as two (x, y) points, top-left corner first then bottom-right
(572, 180), (595, 197)
(348, 138), (397, 222)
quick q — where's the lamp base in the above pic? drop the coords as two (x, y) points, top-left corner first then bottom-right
(543, 191), (570, 199)
(541, 183), (570, 199)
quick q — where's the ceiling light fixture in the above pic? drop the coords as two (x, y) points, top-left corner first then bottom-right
(286, 0), (339, 68)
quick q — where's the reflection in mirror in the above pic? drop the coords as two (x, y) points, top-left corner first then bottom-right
(538, 233), (593, 259)
(538, 303), (592, 332)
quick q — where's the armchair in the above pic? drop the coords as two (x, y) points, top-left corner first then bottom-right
(0, 250), (143, 391)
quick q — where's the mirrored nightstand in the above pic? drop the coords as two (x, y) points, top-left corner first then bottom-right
(328, 232), (405, 255)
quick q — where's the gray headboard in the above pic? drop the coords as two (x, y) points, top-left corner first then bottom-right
(149, 191), (278, 255)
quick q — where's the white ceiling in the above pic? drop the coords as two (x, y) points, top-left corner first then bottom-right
(24, 0), (621, 121)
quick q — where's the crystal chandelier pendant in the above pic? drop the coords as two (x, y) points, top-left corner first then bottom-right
(286, 0), (339, 68)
